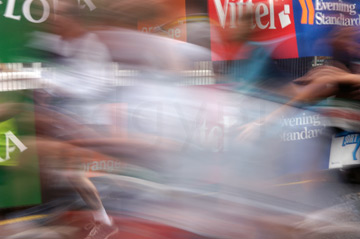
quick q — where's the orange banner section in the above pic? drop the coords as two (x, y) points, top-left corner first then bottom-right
(137, 0), (187, 41)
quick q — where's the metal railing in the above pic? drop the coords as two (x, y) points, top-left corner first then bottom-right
(0, 58), (316, 91)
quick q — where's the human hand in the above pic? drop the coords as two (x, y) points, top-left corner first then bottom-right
(293, 65), (351, 86)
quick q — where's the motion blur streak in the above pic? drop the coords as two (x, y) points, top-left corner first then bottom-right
(1, 1), (360, 239)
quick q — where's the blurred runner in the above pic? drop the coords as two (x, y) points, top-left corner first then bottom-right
(26, 0), (192, 238)
(28, 1), (118, 238)
(296, 27), (360, 182)
(233, 26), (360, 238)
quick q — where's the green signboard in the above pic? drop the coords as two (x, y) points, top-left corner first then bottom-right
(0, 0), (98, 62)
(0, 0), (48, 62)
(0, 91), (41, 208)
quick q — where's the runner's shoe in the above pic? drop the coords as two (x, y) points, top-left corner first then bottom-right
(84, 220), (118, 239)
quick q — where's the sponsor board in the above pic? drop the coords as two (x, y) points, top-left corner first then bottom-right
(0, 90), (41, 209)
(209, 0), (360, 60)
(137, 0), (187, 41)
(208, 0), (299, 60)
(294, 0), (360, 57)
(0, 0), (96, 24)
(1, 0), (359, 62)
(0, 0), (96, 62)
(0, 131), (28, 166)
(300, 0), (358, 26)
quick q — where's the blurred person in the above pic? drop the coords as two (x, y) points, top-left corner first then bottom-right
(41, 1), (113, 127)
(232, 26), (360, 238)
(5, 102), (120, 238)
(27, 1), (307, 239)
(294, 27), (360, 184)
(212, 11), (332, 178)
(93, 2), (205, 73)
(28, 1), (119, 238)
(27, 1), (193, 238)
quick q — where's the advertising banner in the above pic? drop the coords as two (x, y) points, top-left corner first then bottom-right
(208, 0), (360, 60)
(0, 91), (41, 209)
(137, 0), (187, 41)
(0, 0), (359, 62)
(209, 0), (299, 60)
(293, 0), (358, 57)
(0, 0), (97, 63)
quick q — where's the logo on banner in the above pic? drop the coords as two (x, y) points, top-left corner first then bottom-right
(299, 0), (359, 26)
(77, 0), (96, 11)
(299, 0), (315, 24)
(0, 0), (96, 24)
(280, 113), (325, 142)
(213, 0), (292, 29)
(209, 0), (299, 60)
(138, 0), (187, 41)
(0, 131), (27, 163)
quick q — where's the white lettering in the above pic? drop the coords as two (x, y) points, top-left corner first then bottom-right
(23, 0), (50, 23)
(237, 1), (245, 25)
(255, 3), (269, 29)
(78, 0), (96, 11)
(213, 0), (280, 30)
(269, 0), (276, 29)
(246, 0), (256, 29)
(229, 2), (237, 28)
(315, 12), (323, 24)
(175, 28), (181, 38)
(214, 0), (229, 28)
(0, 131), (27, 162)
(4, 0), (21, 21)
(315, 0), (357, 16)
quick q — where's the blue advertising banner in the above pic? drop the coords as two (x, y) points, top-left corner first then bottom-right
(293, 0), (359, 57)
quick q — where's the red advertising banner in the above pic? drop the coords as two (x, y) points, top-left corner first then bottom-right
(208, 0), (299, 61)
(138, 0), (187, 41)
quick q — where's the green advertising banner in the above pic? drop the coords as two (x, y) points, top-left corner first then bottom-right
(0, 0), (49, 62)
(0, 91), (41, 208)
(0, 0), (98, 62)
